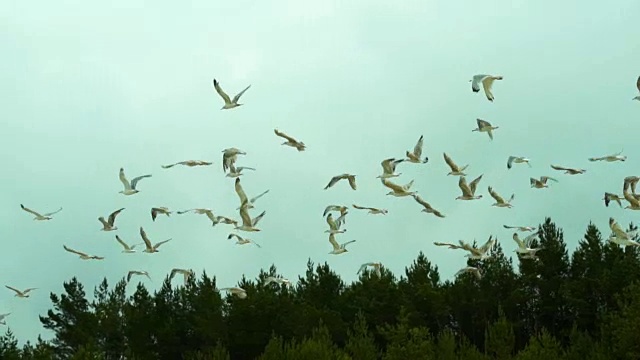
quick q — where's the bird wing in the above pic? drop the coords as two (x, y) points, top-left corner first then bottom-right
(412, 194), (430, 208)
(274, 129), (298, 143)
(119, 168), (131, 190)
(342, 240), (356, 248)
(512, 233), (526, 249)
(328, 233), (340, 251)
(232, 85), (251, 103)
(252, 211), (266, 227)
(488, 186), (504, 203)
(204, 210), (217, 224)
(506, 156), (515, 169)
(153, 239), (171, 250)
(20, 205), (43, 218)
(324, 175), (343, 189)
(235, 178), (249, 205)
(249, 190), (269, 204)
(326, 214), (338, 230)
(550, 164), (569, 171)
(413, 135), (424, 157)
(623, 188), (640, 206)
(482, 76), (497, 101)
(479, 236), (496, 253)
(434, 242), (461, 249)
(237, 166), (256, 171)
(239, 206), (253, 227)
(63, 245), (87, 257)
(323, 205), (339, 217)
(471, 75), (487, 92)
(523, 234), (538, 247)
(213, 79), (232, 104)
(382, 179), (405, 192)
(22, 288), (36, 294)
(443, 153), (460, 172)
(352, 204), (370, 210)
(116, 235), (131, 250)
(130, 174), (152, 189)
(348, 176), (357, 190)
(43, 207), (63, 217)
(161, 163), (177, 169)
(381, 158), (395, 174)
(458, 176), (472, 197)
(541, 176), (558, 183)
(358, 263), (371, 273)
(476, 118), (491, 129)
(637, 75), (640, 93)
(228, 234), (242, 241)
(139, 227), (153, 249)
(98, 217), (109, 228)
(468, 175), (483, 195)
(108, 208), (125, 225)
(5, 286), (21, 295)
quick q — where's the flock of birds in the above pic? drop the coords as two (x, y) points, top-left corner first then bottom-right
(5, 74), (640, 326)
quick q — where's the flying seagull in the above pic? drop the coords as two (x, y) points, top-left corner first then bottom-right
(5, 286), (36, 298)
(507, 156), (531, 169)
(456, 266), (482, 280)
(161, 160), (213, 169)
(228, 233), (261, 248)
(488, 186), (514, 208)
(443, 153), (468, 176)
(604, 192), (624, 207)
(324, 174), (357, 190)
(503, 225), (536, 232)
(530, 176), (558, 189)
(459, 236), (496, 260)
(226, 163), (256, 178)
(633, 76), (640, 101)
(472, 119), (499, 140)
(63, 245), (104, 260)
(115, 235), (142, 253)
(512, 233), (542, 257)
(406, 135), (429, 163)
(0, 313), (11, 325)
(151, 207), (171, 221)
(624, 176), (640, 194)
(470, 74), (503, 102)
(264, 276), (292, 287)
(622, 186), (640, 210)
(433, 241), (466, 250)
(217, 287), (247, 299)
(412, 194), (445, 218)
(377, 158), (404, 179)
(127, 270), (151, 283)
(235, 189), (269, 210)
(139, 227), (172, 253)
(550, 165), (586, 175)
(235, 178), (255, 210)
(358, 262), (382, 277)
(609, 217), (637, 241)
(118, 168), (152, 195)
(213, 79), (251, 110)
(222, 147), (246, 172)
(98, 208), (125, 231)
(381, 178), (416, 197)
(325, 213), (346, 234)
(20, 204), (62, 221)
(169, 268), (195, 283)
(328, 233), (356, 255)
(456, 175), (483, 200)
(323, 205), (349, 217)
(274, 129), (306, 151)
(589, 150), (626, 162)
(235, 202), (261, 232)
(177, 208), (217, 226)
(352, 204), (388, 215)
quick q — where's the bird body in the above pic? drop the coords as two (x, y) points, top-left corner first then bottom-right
(377, 158), (404, 179)
(151, 207), (171, 221)
(274, 129), (306, 151)
(550, 164), (586, 175)
(218, 287), (247, 299)
(382, 178), (416, 197)
(324, 174), (357, 190)
(633, 76), (640, 101)
(127, 270), (151, 283)
(512, 233), (542, 256)
(589, 150), (626, 162)
(352, 204), (388, 215)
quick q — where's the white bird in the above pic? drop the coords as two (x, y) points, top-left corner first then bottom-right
(624, 176), (640, 195)
(264, 276), (292, 287)
(530, 176), (558, 189)
(127, 270), (151, 283)
(503, 225), (536, 232)
(433, 241), (466, 250)
(459, 236), (496, 260)
(213, 79), (251, 110)
(151, 207), (171, 221)
(589, 150), (626, 162)
(604, 192), (624, 208)
(177, 208), (218, 226)
(623, 186), (640, 210)
(5, 286), (36, 298)
(456, 175), (483, 200)
(377, 158), (404, 179)
(226, 163), (256, 178)
(215, 215), (239, 227)
(63, 245), (104, 260)
(222, 148), (246, 172)
(228, 233), (262, 248)
(456, 266), (482, 280)
(0, 313), (11, 325)
(328, 233), (356, 255)
(472, 119), (499, 140)
(507, 156), (531, 169)
(609, 217), (637, 240)
(20, 204), (62, 221)
(412, 194), (445, 218)
(234, 177), (255, 210)
(323, 205), (349, 217)
(161, 160), (213, 169)
(633, 76), (640, 101)
(381, 178), (417, 197)
(118, 168), (152, 195)
(325, 213), (346, 234)
(218, 287), (247, 299)
(139, 227), (172, 253)
(235, 190), (269, 210)
(488, 186), (514, 208)
(169, 268), (195, 283)
(324, 174), (357, 190)
(274, 129), (306, 151)
(406, 135), (429, 163)
(607, 233), (640, 247)
(512, 233), (542, 256)
(358, 262), (382, 277)
(443, 153), (468, 176)
(115, 235), (142, 253)
(352, 204), (388, 215)
(98, 208), (125, 231)
(550, 164), (586, 175)
(235, 202), (261, 232)
(470, 74), (503, 102)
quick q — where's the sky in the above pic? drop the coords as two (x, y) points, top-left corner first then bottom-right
(1, 0), (639, 344)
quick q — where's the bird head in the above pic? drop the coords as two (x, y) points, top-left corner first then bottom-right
(621, 156), (628, 161)
(423, 157), (429, 163)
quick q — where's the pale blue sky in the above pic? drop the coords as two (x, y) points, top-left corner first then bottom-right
(2, 0), (639, 344)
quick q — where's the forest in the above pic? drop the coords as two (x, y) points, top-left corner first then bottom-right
(1, 217), (639, 359)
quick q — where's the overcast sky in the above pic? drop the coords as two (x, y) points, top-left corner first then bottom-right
(1, 0), (639, 344)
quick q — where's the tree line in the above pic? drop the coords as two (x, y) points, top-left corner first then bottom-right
(1, 217), (639, 359)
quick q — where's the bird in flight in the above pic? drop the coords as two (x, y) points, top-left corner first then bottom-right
(324, 174), (357, 190)
(412, 194), (445, 218)
(20, 204), (62, 221)
(98, 208), (125, 231)
(503, 225), (536, 232)
(507, 156), (531, 169)
(470, 74), (503, 102)
(382, 178), (416, 197)
(213, 79), (251, 110)
(264, 276), (292, 287)
(161, 160), (212, 169)
(325, 213), (346, 234)
(222, 147), (246, 173)
(589, 150), (626, 162)
(5, 286), (37, 298)
(151, 207), (171, 221)
(328, 233), (356, 255)
(530, 176), (558, 189)
(459, 236), (496, 260)
(170, 268), (195, 284)
(226, 163), (256, 178)
(456, 175), (483, 200)
(323, 205), (349, 217)
(456, 266), (482, 280)
(512, 233), (542, 257)
(633, 76), (640, 101)
(228, 233), (262, 248)
(63, 245), (104, 260)
(139, 227), (172, 253)
(603, 192), (624, 207)
(0, 313), (11, 325)
(406, 135), (429, 163)
(235, 202), (262, 232)
(550, 164), (586, 175)
(127, 270), (151, 283)
(177, 208), (218, 226)
(377, 158), (404, 179)
(115, 235), (142, 253)
(274, 129), (306, 151)
(443, 153), (468, 176)
(217, 287), (247, 299)
(472, 119), (499, 140)
(488, 186), (514, 208)
(352, 204), (388, 215)
(118, 168), (152, 195)
(358, 262), (382, 277)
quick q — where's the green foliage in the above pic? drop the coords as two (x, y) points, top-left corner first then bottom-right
(4, 218), (640, 358)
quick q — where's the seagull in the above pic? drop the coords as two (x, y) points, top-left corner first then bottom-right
(228, 233), (261, 248)
(139, 227), (172, 253)
(433, 241), (465, 250)
(325, 213), (346, 234)
(5, 286), (36, 298)
(358, 262), (382, 277)
(622, 186), (640, 210)
(352, 204), (388, 215)
(470, 74), (503, 102)
(460, 236), (496, 260)
(589, 150), (626, 162)
(323, 205), (349, 217)
(623, 176), (640, 194)
(264, 276), (292, 287)
(503, 225), (536, 232)
(213, 79), (251, 110)
(235, 189), (269, 210)
(488, 186), (514, 208)
(63, 245), (104, 260)
(507, 156), (531, 169)
(226, 163), (256, 178)
(115, 235), (142, 253)
(20, 204), (62, 221)
(443, 153), (468, 176)
(151, 207), (171, 221)
(324, 174), (357, 190)
(550, 165), (586, 175)
(222, 148), (246, 172)
(382, 178), (417, 197)
(127, 271), (151, 283)
(234, 178), (255, 210)
(274, 129), (306, 151)
(118, 168), (152, 195)
(177, 208), (217, 226)
(633, 76), (640, 101)
(328, 233), (356, 255)
(609, 217), (637, 240)
(607, 233), (640, 247)
(456, 175), (483, 200)
(530, 176), (558, 189)
(98, 208), (125, 231)
(169, 268), (195, 283)
(235, 202), (261, 232)
(161, 160), (213, 169)
(512, 233), (542, 256)
(406, 135), (429, 163)
(0, 313), (11, 325)
(217, 287), (247, 299)
(456, 266), (482, 280)
(603, 192), (624, 207)
(472, 119), (499, 140)
(215, 215), (240, 227)
(412, 194), (445, 218)
(377, 158), (404, 179)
